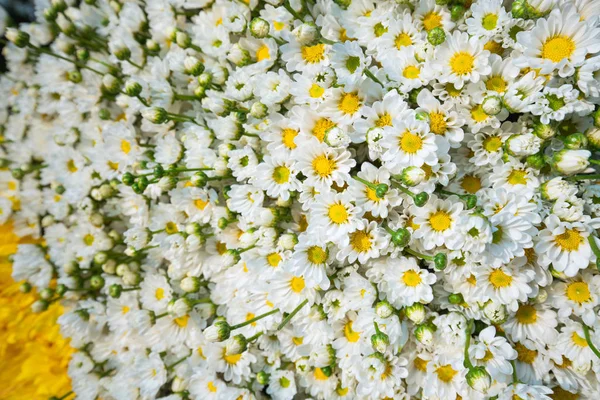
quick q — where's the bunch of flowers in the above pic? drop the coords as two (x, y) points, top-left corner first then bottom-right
(4, 0), (600, 398)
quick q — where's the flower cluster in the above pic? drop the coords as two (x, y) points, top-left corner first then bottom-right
(3, 0), (600, 398)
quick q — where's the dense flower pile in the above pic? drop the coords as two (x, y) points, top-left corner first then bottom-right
(4, 0), (600, 398)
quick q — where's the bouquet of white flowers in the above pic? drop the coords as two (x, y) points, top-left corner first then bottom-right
(4, 0), (600, 398)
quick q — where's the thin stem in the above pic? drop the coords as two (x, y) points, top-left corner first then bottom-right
(463, 319), (474, 370)
(247, 332), (264, 342)
(589, 159), (600, 166)
(167, 352), (192, 370)
(390, 181), (415, 198)
(230, 308), (280, 330)
(588, 236), (600, 271)
(56, 390), (74, 400)
(277, 299), (308, 331)
(404, 248), (432, 261)
(510, 360), (518, 384)
(352, 175), (377, 190)
(283, 1), (304, 21)
(566, 174), (600, 181)
(582, 324), (600, 359)
(364, 69), (384, 87)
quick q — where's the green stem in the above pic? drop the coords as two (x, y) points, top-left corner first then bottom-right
(247, 332), (264, 342)
(173, 93), (199, 102)
(277, 299), (308, 331)
(230, 308), (280, 330)
(391, 181), (415, 198)
(589, 159), (600, 166)
(404, 248), (432, 261)
(352, 175), (377, 190)
(167, 352), (191, 370)
(566, 174), (600, 181)
(582, 324), (600, 359)
(463, 319), (474, 370)
(283, 1), (304, 21)
(364, 69), (384, 87)
(510, 360), (518, 384)
(56, 390), (74, 400)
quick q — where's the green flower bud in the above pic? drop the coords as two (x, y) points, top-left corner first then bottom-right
(483, 301), (508, 324)
(586, 127), (600, 150)
(142, 107), (169, 124)
(414, 323), (435, 346)
(191, 171), (209, 187)
(20, 282), (32, 293)
(414, 192), (429, 207)
(448, 293), (464, 305)
(114, 47), (131, 61)
(465, 195), (478, 210)
(375, 183), (389, 198)
(125, 80), (143, 97)
(204, 320), (231, 342)
(67, 70), (82, 83)
(466, 366), (492, 393)
(32, 300), (49, 313)
(99, 108), (111, 120)
(451, 5), (466, 21)
(256, 371), (270, 385)
(532, 120), (556, 139)
(375, 300), (394, 318)
(198, 72), (213, 87)
(391, 228), (411, 248)
(371, 330), (390, 353)
(225, 334), (248, 355)
(434, 253), (447, 270)
(122, 172), (135, 186)
(526, 153), (546, 170)
(482, 96), (503, 116)
(563, 132), (588, 150)
(250, 17), (270, 39)
(90, 275), (105, 290)
(401, 167), (426, 187)
(184, 56), (205, 76)
(109, 283), (123, 298)
(6, 28), (30, 48)
(250, 102), (268, 119)
(427, 27), (446, 46)
(405, 302), (426, 324)
(56, 284), (68, 297)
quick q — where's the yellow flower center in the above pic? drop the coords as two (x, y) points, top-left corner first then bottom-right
(516, 342), (537, 364)
(312, 154), (336, 178)
(376, 112), (392, 127)
(281, 128), (298, 150)
(292, 336), (304, 345)
(467, 274), (477, 285)
(224, 353), (242, 365)
(174, 315), (189, 328)
(307, 246), (327, 264)
(83, 233), (95, 246)
(483, 136), (503, 152)
(423, 12), (442, 31)
(482, 13), (498, 30)
(395, 33), (413, 49)
(471, 104), (489, 122)
(429, 111), (447, 135)
(516, 305), (537, 324)
(566, 281), (591, 303)
(572, 332), (588, 347)
(350, 230), (372, 252)
(402, 270), (422, 287)
(67, 159), (78, 173)
(207, 381), (218, 392)
(461, 175), (481, 194)
(301, 44), (326, 64)
(309, 83), (325, 98)
(482, 349), (495, 362)
(121, 306), (130, 315)
(399, 130), (423, 154)
(272, 165), (290, 184)
(155, 288), (165, 300)
(366, 187), (380, 202)
(267, 252), (282, 267)
(429, 210), (452, 232)
(312, 118), (335, 142)
(121, 139), (132, 154)
(328, 203), (348, 224)
(484, 40), (504, 55)
(554, 229), (583, 252)
(507, 169), (527, 185)
(290, 276), (305, 293)
(414, 357), (429, 372)
(403, 65), (421, 79)
(541, 35), (575, 63)
(338, 92), (361, 115)
(450, 52), (475, 75)
(489, 269), (513, 289)
(446, 83), (462, 97)
(486, 75), (507, 93)
(435, 364), (457, 383)
(256, 45), (270, 62)
(336, 387), (349, 396)
(194, 198), (208, 210)
(273, 21), (285, 31)
(314, 367), (329, 380)
(165, 221), (179, 234)
(344, 321), (360, 342)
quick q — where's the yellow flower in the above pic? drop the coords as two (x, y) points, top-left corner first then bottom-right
(0, 222), (73, 399)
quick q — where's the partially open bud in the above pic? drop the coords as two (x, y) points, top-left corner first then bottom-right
(204, 319), (231, 342)
(552, 149), (591, 175)
(293, 22), (320, 46)
(250, 17), (270, 39)
(6, 28), (30, 48)
(401, 167), (426, 187)
(404, 302), (426, 324)
(180, 276), (201, 293)
(184, 56), (205, 76)
(466, 366), (492, 393)
(250, 102), (268, 119)
(375, 300), (394, 319)
(482, 96), (503, 116)
(225, 334), (248, 355)
(142, 107), (169, 124)
(414, 322), (435, 346)
(371, 329), (390, 353)
(483, 301), (508, 324)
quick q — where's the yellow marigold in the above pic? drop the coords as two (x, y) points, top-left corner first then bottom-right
(0, 222), (73, 399)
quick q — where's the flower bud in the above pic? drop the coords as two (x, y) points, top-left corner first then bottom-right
(204, 320), (231, 342)
(198, 72), (213, 87)
(41, 215), (55, 228)
(448, 293), (464, 305)
(6, 28), (30, 48)
(563, 132), (588, 150)
(293, 22), (320, 46)
(540, 177), (578, 201)
(586, 127), (600, 150)
(250, 18), (270, 38)
(466, 366), (492, 393)
(482, 96), (503, 116)
(371, 330), (390, 353)
(32, 300), (49, 313)
(552, 149), (591, 175)
(256, 371), (270, 385)
(414, 192), (429, 207)
(20, 282), (32, 293)
(414, 323), (435, 346)
(483, 301), (508, 324)
(405, 303), (426, 324)
(125, 80), (143, 97)
(102, 74), (121, 95)
(123, 271), (141, 286)
(533, 120), (556, 139)
(146, 39), (160, 53)
(175, 31), (191, 48)
(375, 300), (394, 319)
(427, 27), (446, 46)
(158, 176), (177, 192)
(171, 376), (187, 392)
(391, 228), (411, 247)
(506, 134), (541, 157)
(250, 102), (268, 119)
(184, 56), (205, 76)
(90, 275), (105, 290)
(109, 283), (123, 298)
(169, 298), (192, 317)
(227, 44), (251, 66)
(40, 288), (54, 300)
(181, 276), (201, 293)
(225, 334), (248, 355)
(324, 126), (350, 147)
(142, 107), (169, 124)
(278, 233), (298, 250)
(114, 47), (131, 61)
(401, 167), (426, 187)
